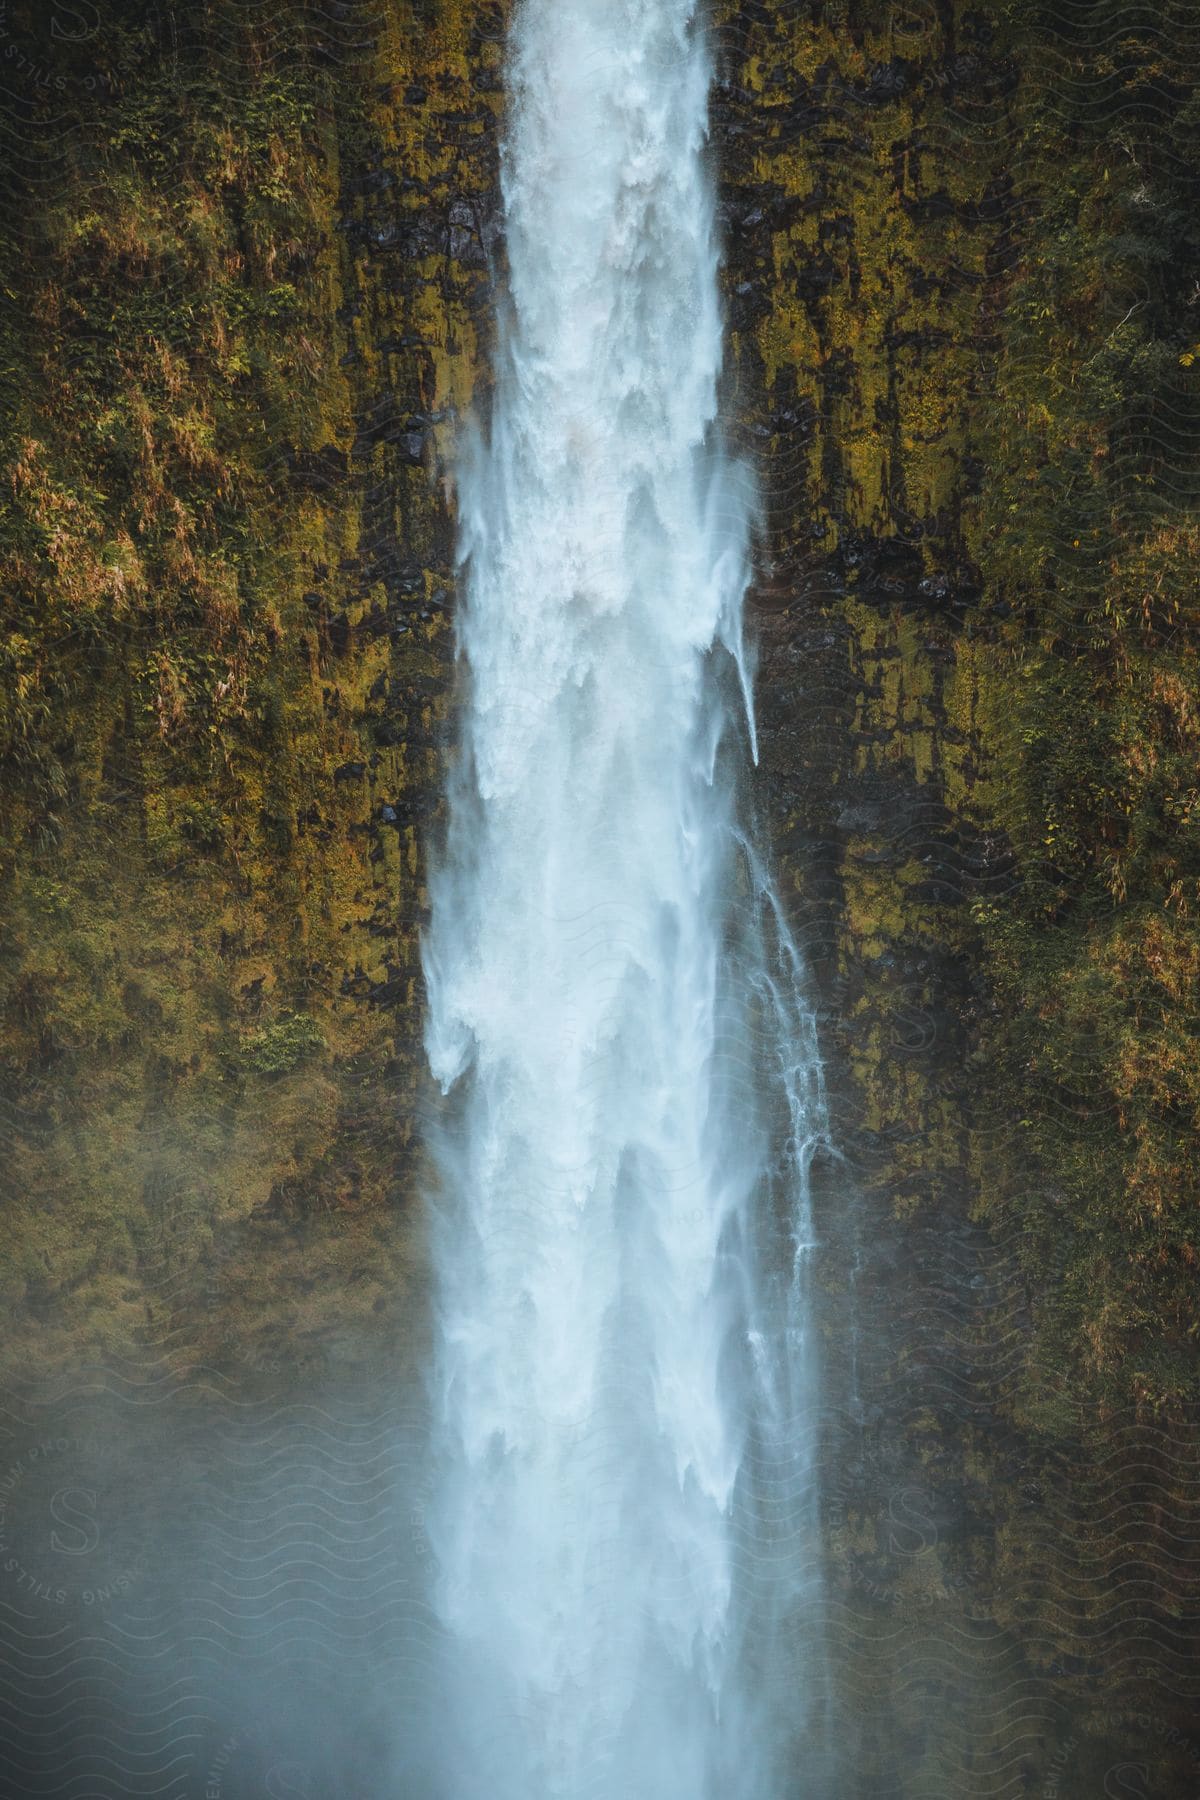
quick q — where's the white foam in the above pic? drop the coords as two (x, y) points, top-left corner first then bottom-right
(422, 4), (829, 1793)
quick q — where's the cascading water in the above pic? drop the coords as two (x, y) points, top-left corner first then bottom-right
(422, 1), (829, 1794)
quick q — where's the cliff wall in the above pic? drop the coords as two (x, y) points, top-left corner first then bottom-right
(0, 1), (1196, 1792)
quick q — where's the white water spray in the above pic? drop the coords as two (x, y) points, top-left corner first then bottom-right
(422, 2), (828, 1794)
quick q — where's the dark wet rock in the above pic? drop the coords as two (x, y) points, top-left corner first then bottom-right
(285, 444), (348, 491)
(359, 602), (390, 641)
(864, 61), (912, 106)
(391, 561), (426, 599)
(902, 189), (959, 225)
(793, 250), (839, 302)
(449, 200), (487, 264)
(326, 612), (352, 656)
(368, 973), (406, 1008)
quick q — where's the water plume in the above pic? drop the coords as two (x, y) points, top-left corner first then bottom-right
(422, 3), (829, 1792)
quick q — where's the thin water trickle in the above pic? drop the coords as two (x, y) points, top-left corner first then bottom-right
(422, 2), (829, 1793)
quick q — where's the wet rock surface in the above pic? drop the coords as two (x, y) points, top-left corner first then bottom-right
(0, 1), (1196, 1795)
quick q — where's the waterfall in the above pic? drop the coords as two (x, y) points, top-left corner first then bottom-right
(421, 1), (828, 1793)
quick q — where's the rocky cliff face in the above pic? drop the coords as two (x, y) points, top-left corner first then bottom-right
(0, 0), (507, 1377)
(712, 2), (1200, 1790)
(0, 0), (1196, 1794)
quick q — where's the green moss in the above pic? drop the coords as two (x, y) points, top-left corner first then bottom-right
(0, 0), (504, 1368)
(958, 0), (1200, 1414)
(239, 1012), (326, 1076)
